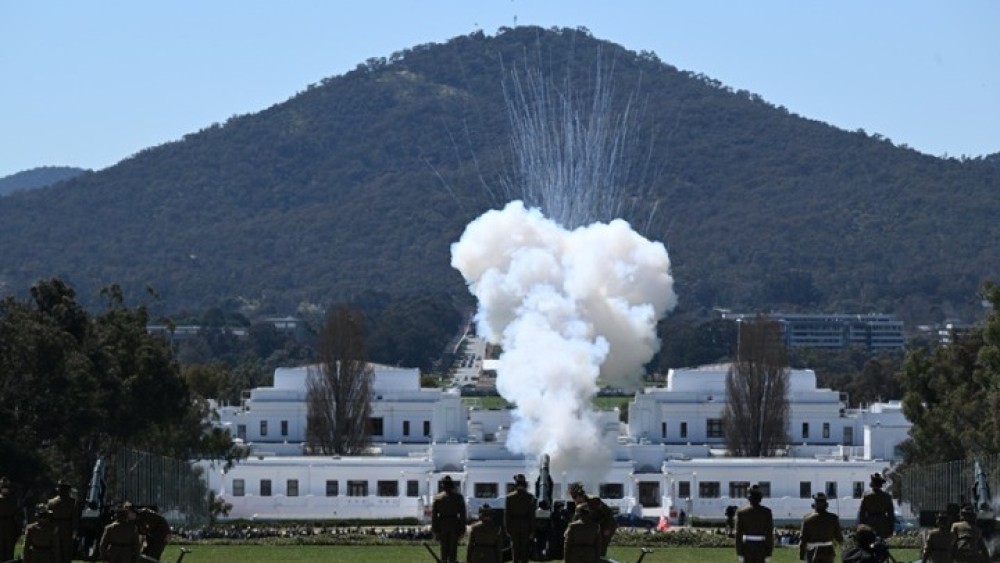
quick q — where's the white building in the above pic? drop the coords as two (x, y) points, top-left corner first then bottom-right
(199, 363), (911, 524)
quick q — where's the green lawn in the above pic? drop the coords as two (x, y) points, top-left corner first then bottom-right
(152, 544), (923, 563)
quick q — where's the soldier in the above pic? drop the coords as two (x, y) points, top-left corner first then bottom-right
(568, 482), (616, 557)
(735, 484), (774, 563)
(99, 504), (140, 563)
(798, 492), (843, 563)
(466, 504), (503, 563)
(922, 512), (955, 563)
(563, 504), (601, 563)
(505, 474), (536, 563)
(431, 475), (466, 563)
(128, 504), (171, 560)
(24, 504), (61, 563)
(858, 472), (895, 539)
(47, 479), (78, 563)
(842, 524), (892, 563)
(950, 504), (989, 563)
(0, 476), (22, 562)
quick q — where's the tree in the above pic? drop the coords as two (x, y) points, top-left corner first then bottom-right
(723, 316), (790, 456)
(305, 305), (374, 455)
(898, 282), (1000, 465)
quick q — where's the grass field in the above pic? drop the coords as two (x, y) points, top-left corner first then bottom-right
(152, 543), (923, 563)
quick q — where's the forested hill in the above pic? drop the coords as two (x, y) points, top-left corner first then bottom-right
(0, 26), (997, 326)
(0, 166), (87, 196)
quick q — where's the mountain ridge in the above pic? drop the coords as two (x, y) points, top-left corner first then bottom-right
(0, 26), (996, 327)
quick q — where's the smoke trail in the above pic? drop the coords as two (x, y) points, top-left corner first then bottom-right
(451, 59), (676, 471)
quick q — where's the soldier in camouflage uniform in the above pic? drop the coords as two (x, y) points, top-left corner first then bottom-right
(950, 504), (989, 563)
(568, 482), (616, 557)
(563, 503), (601, 563)
(0, 477), (22, 563)
(100, 504), (141, 563)
(799, 492), (843, 563)
(858, 473), (895, 539)
(46, 480), (77, 563)
(24, 504), (61, 563)
(431, 475), (467, 563)
(466, 504), (503, 563)
(922, 512), (955, 563)
(504, 474), (536, 563)
(735, 484), (774, 563)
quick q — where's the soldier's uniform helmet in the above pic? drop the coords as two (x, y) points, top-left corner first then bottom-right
(568, 482), (586, 498)
(812, 492), (829, 509)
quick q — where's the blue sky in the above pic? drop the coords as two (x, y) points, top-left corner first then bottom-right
(1, 1), (997, 179)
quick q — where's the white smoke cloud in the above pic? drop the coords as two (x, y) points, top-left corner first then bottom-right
(451, 200), (676, 469)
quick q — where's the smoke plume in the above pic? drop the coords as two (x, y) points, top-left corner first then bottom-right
(451, 200), (675, 469)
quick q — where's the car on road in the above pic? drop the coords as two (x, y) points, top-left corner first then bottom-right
(614, 513), (658, 530)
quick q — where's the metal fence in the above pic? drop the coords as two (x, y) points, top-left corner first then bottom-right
(111, 448), (210, 526)
(896, 454), (1000, 517)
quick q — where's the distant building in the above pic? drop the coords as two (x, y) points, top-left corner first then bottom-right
(721, 312), (905, 351)
(199, 362), (911, 523)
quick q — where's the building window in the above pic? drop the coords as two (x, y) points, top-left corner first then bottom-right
(757, 482), (771, 498)
(661, 422), (667, 438)
(799, 482), (811, 498)
(287, 479), (299, 497)
(232, 479), (245, 497)
(600, 483), (624, 499)
(407, 480), (419, 497)
(822, 422), (830, 439)
(423, 420), (431, 436)
(369, 417), (384, 436)
(236, 424), (246, 441)
(678, 481), (691, 499)
(474, 483), (498, 499)
(853, 482), (865, 499)
(729, 481), (751, 499)
(843, 427), (854, 445)
(260, 420), (268, 437)
(707, 419), (724, 438)
(403, 421), (410, 436)
(699, 482), (720, 498)
(802, 422), (809, 439)
(281, 420), (289, 436)
(680, 422), (688, 439)
(377, 481), (398, 497)
(826, 482), (837, 497)
(348, 481), (368, 497)
(326, 480), (339, 497)
(260, 479), (272, 497)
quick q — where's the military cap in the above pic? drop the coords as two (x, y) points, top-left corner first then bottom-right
(513, 474), (528, 486)
(568, 482), (586, 497)
(870, 472), (886, 484)
(440, 475), (455, 490)
(747, 484), (763, 500)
